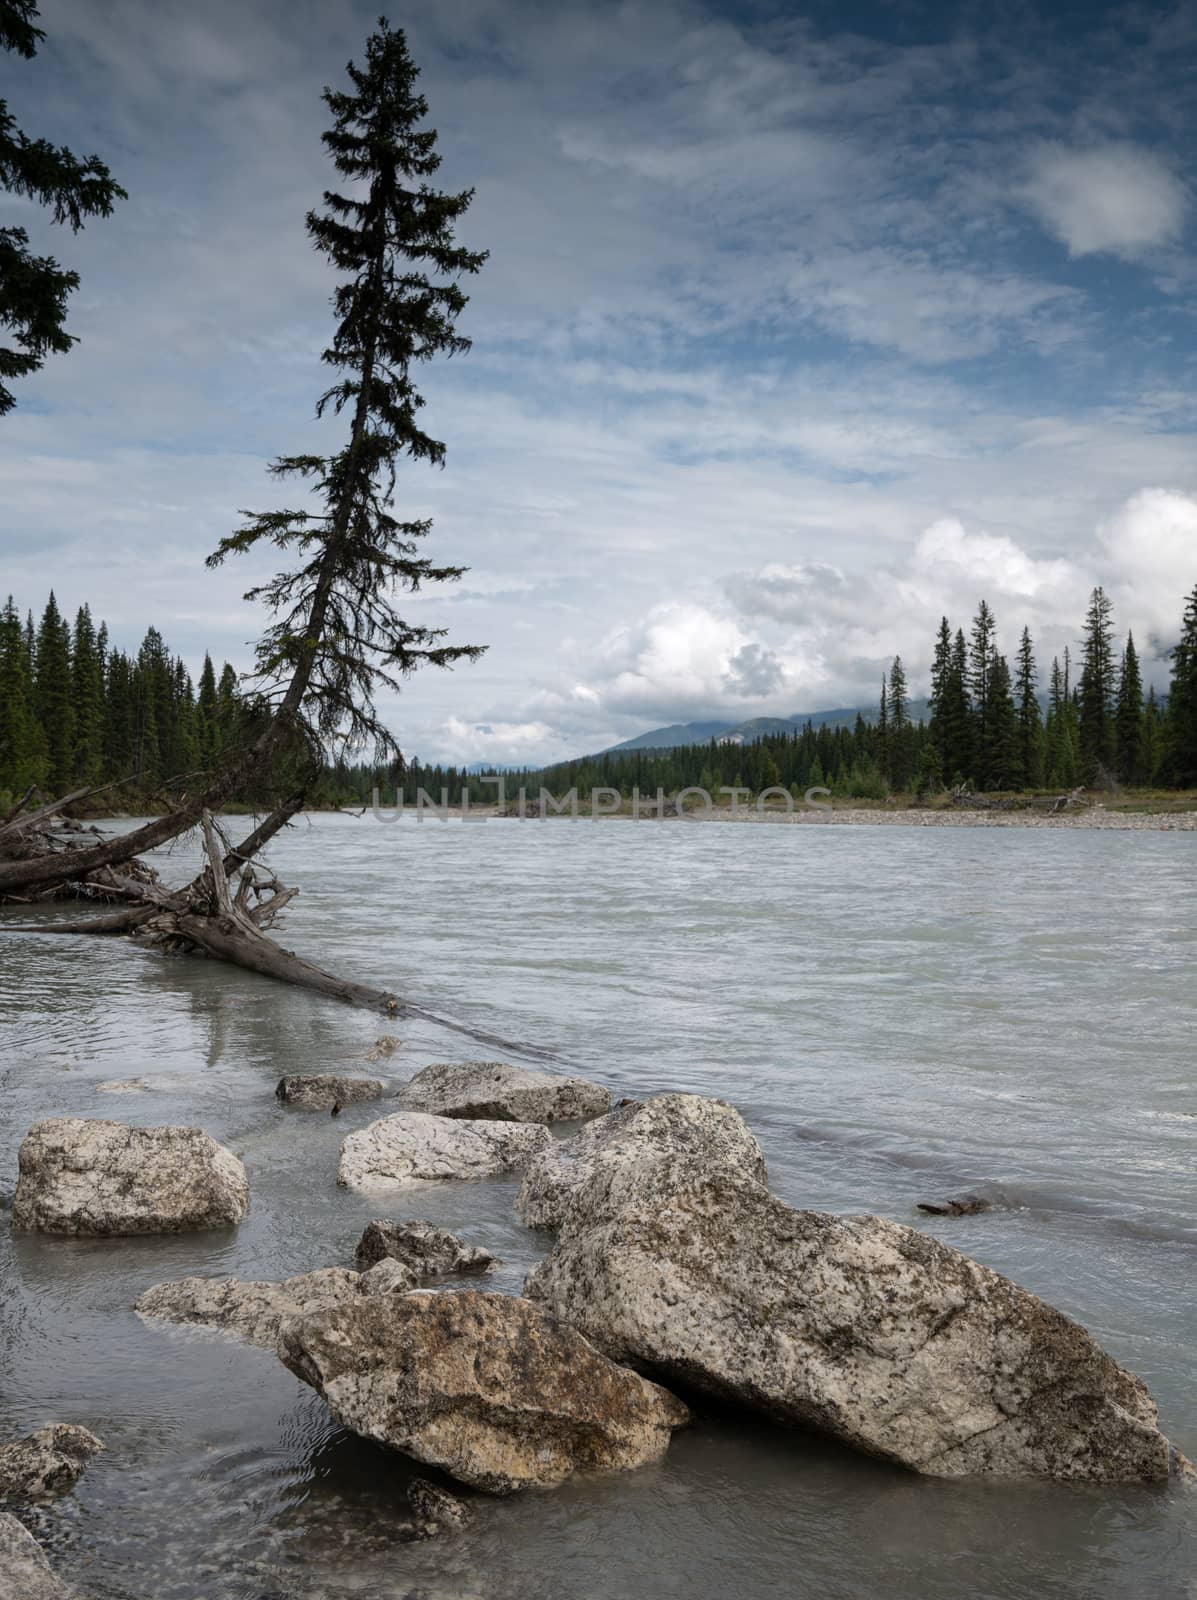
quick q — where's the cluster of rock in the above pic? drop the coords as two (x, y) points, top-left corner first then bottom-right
(7, 1056), (1189, 1592)
(521, 1093), (1186, 1483)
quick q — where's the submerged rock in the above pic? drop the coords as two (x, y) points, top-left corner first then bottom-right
(275, 1074), (384, 1111)
(0, 1513), (75, 1600)
(397, 1060), (612, 1124)
(279, 1289), (690, 1494)
(406, 1477), (472, 1530)
(11, 1119), (248, 1236)
(136, 1268), (361, 1351)
(917, 1195), (991, 1217)
(515, 1092), (767, 1232)
(526, 1164), (1185, 1483)
(338, 1112), (550, 1192)
(0, 1425), (104, 1501)
(355, 1218), (498, 1277)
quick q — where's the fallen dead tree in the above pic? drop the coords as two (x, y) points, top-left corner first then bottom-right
(0, 28), (532, 1056)
(5, 800), (557, 1059)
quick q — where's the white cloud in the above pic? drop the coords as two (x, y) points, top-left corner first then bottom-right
(1020, 141), (1187, 258)
(1097, 488), (1197, 657)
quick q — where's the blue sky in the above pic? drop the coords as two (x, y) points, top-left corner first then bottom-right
(3, 0), (1196, 764)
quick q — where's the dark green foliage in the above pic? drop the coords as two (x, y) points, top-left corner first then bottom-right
(1013, 626), (1043, 791)
(0, 591), (242, 806)
(985, 653), (1018, 790)
(1165, 584), (1197, 787)
(70, 604), (105, 785)
(207, 18), (487, 764)
(0, 1), (126, 413)
(1114, 632), (1143, 786)
(885, 655), (914, 789)
(967, 600), (997, 785)
(0, 592), (42, 789)
(1078, 586), (1117, 784)
(34, 592), (73, 791)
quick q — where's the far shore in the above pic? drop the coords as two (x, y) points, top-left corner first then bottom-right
(83, 800), (1197, 833)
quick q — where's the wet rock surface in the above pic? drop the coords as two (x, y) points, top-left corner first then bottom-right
(136, 1268), (361, 1351)
(0, 1512), (75, 1599)
(397, 1060), (612, 1123)
(917, 1194), (991, 1216)
(0, 1425), (104, 1502)
(355, 1218), (498, 1277)
(279, 1289), (690, 1493)
(275, 1074), (385, 1110)
(338, 1112), (551, 1191)
(526, 1164), (1185, 1483)
(515, 1092), (768, 1232)
(11, 1119), (249, 1236)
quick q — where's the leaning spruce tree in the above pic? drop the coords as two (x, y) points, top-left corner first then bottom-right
(0, 0), (126, 413)
(208, 17), (488, 768)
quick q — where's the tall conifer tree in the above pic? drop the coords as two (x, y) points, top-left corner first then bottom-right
(1013, 625), (1043, 790)
(1114, 632), (1143, 785)
(34, 590), (73, 790)
(206, 19), (488, 767)
(1165, 584), (1197, 787)
(1078, 586), (1117, 783)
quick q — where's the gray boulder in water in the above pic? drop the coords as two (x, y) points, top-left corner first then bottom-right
(525, 1156), (1188, 1483)
(337, 1112), (550, 1191)
(0, 1425), (104, 1501)
(278, 1289), (690, 1494)
(515, 1092), (768, 1232)
(275, 1074), (384, 1111)
(397, 1060), (611, 1124)
(0, 1512), (75, 1599)
(355, 1218), (497, 1276)
(10, 1119), (248, 1236)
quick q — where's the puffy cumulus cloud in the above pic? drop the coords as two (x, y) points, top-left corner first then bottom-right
(588, 601), (797, 721)
(1020, 142), (1188, 259)
(1097, 489), (1197, 658)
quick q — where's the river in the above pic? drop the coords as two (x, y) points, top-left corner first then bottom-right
(1, 813), (1195, 1598)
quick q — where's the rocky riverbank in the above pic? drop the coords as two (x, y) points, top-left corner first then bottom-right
(3, 1059), (1191, 1592)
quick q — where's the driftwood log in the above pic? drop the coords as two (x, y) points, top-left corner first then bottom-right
(1, 790), (554, 1060)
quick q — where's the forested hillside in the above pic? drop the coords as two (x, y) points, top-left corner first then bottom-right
(5, 582), (1197, 812)
(0, 592), (244, 805)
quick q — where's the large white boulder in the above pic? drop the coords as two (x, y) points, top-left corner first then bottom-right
(515, 1092), (767, 1232)
(279, 1288), (689, 1493)
(338, 1112), (550, 1191)
(525, 1159), (1187, 1483)
(10, 1119), (248, 1236)
(397, 1060), (611, 1123)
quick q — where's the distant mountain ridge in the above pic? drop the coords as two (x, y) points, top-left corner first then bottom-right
(604, 702), (930, 753)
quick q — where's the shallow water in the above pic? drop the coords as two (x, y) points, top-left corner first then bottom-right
(1, 814), (1195, 1599)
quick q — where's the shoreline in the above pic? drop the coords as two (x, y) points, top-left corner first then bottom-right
(88, 804), (1197, 833)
